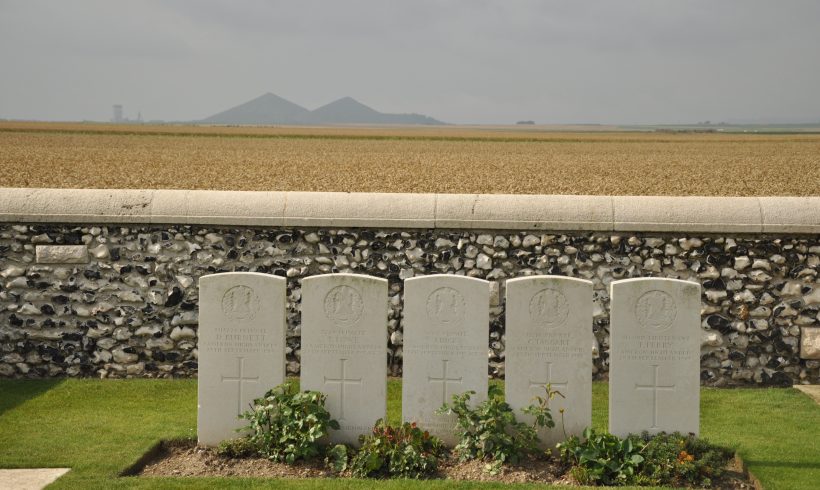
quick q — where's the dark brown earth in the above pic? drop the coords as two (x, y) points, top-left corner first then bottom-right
(135, 440), (760, 488)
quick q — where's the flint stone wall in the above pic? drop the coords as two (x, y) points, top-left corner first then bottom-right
(2, 223), (818, 386)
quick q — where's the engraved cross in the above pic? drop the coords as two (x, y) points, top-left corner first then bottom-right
(428, 359), (463, 406)
(324, 358), (362, 421)
(221, 356), (259, 416)
(529, 361), (568, 392)
(635, 364), (676, 429)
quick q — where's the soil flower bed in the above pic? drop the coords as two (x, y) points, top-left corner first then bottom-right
(133, 383), (761, 488)
(135, 439), (759, 488)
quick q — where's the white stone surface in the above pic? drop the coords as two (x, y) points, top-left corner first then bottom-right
(151, 189), (286, 226)
(35, 245), (88, 264)
(0, 187), (152, 223)
(4, 187), (818, 234)
(471, 194), (613, 230)
(285, 192), (436, 228)
(0, 468), (70, 490)
(801, 327), (820, 359)
(609, 278), (701, 437)
(505, 276), (593, 449)
(435, 193), (612, 230)
(402, 274), (489, 446)
(197, 272), (286, 446)
(612, 196), (762, 233)
(760, 197), (820, 233)
(433, 194), (478, 229)
(300, 273), (388, 444)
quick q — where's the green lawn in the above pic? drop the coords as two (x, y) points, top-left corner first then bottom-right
(0, 379), (818, 489)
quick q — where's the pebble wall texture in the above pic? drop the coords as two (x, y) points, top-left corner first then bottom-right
(1, 223), (819, 386)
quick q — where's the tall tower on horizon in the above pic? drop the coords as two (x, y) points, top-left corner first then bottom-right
(112, 105), (123, 123)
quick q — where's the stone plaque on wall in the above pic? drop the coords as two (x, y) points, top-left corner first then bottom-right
(505, 276), (593, 449)
(609, 278), (701, 437)
(801, 327), (820, 359)
(402, 274), (489, 446)
(35, 245), (88, 264)
(197, 272), (286, 446)
(300, 273), (388, 445)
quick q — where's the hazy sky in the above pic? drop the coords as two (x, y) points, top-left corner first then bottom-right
(1, 1), (819, 124)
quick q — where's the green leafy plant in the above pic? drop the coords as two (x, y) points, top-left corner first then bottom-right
(237, 382), (339, 464)
(557, 427), (645, 485)
(325, 444), (349, 473)
(436, 384), (559, 473)
(349, 419), (445, 479)
(521, 383), (561, 435)
(558, 428), (734, 487)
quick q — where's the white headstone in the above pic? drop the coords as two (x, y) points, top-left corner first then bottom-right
(402, 275), (489, 446)
(197, 272), (287, 446)
(609, 278), (701, 437)
(300, 273), (388, 444)
(505, 276), (593, 449)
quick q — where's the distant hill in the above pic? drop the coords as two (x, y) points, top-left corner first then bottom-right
(310, 97), (442, 125)
(201, 93), (311, 125)
(202, 93), (444, 125)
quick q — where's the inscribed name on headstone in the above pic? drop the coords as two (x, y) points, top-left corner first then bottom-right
(505, 276), (593, 449)
(402, 275), (489, 446)
(197, 272), (286, 446)
(609, 278), (701, 437)
(300, 273), (388, 445)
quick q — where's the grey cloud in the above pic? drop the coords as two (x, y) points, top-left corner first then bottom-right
(0, 0), (818, 124)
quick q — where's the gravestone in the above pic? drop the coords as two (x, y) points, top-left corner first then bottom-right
(402, 275), (490, 446)
(300, 273), (388, 444)
(505, 276), (593, 449)
(609, 278), (701, 437)
(197, 272), (286, 446)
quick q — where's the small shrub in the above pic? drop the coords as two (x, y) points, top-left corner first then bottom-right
(437, 384), (558, 473)
(216, 437), (256, 458)
(238, 382), (339, 464)
(633, 431), (734, 487)
(349, 419), (445, 479)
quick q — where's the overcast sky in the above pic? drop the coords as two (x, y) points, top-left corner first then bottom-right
(1, 1), (819, 125)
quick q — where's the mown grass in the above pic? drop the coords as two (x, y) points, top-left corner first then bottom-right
(0, 379), (818, 489)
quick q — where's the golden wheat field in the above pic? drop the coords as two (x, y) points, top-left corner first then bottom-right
(1, 122), (819, 196)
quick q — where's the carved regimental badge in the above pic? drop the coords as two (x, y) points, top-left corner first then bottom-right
(426, 287), (466, 329)
(529, 288), (570, 329)
(324, 285), (364, 327)
(221, 285), (260, 321)
(635, 290), (677, 331)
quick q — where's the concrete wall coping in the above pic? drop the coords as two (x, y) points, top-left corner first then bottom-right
(1, 187), (818, 234)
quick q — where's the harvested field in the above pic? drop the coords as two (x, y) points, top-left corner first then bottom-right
(1, 122), (818, 196)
